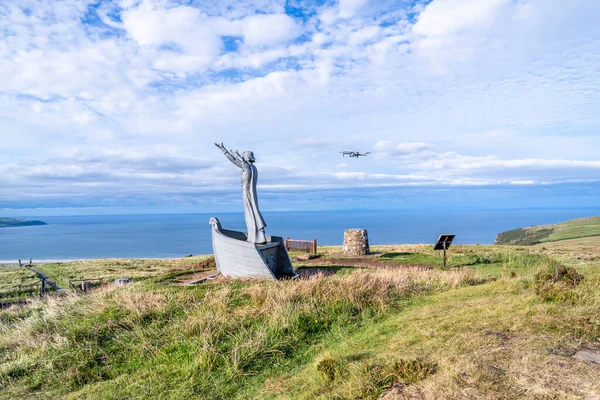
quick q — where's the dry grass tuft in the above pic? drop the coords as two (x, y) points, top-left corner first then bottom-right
(534, 259), (586, 302)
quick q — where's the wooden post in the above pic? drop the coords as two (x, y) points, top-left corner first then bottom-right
(312, 239), (317, 254)
(443, 246), (447, 269)
(286, 237), (290, 251)
(442, 238), (449, 269)
(41, 278), (46, 295)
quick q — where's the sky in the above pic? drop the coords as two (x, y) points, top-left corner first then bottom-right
(1, 0), (599, 216)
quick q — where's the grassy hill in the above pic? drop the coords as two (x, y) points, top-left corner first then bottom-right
(495, 216), (600, 246)
(1, 245), (599, 399)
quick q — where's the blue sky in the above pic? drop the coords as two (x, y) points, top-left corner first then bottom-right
(1, 0), (599, 216)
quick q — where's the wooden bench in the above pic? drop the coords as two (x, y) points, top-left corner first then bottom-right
(285, 238), (317, 254)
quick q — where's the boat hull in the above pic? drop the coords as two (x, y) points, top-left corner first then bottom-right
(209, 217), (296, 280)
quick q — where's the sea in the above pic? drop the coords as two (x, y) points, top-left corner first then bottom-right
(1, 208), (598, 263)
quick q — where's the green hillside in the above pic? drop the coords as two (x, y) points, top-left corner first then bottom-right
(495, 216), (600, 246)
(1, 245), (600, 399)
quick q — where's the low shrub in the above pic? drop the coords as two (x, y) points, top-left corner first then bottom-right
(196, 256), (216, 269)
(392, 358), (438, 384)
(353, 358), (438, 398)
(534, 261), (584, 302)
(317, 358), (339, 382)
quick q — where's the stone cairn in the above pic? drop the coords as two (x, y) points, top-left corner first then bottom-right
(343, 229), (370, 255)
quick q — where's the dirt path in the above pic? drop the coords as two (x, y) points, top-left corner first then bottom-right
(169, 257), (440, 284)
(296, 257), (437, 270)
(168, 270), (219, 286)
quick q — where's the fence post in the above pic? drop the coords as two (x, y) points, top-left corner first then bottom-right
(285, 237), (290, 251)
(312, 239), (317, 254)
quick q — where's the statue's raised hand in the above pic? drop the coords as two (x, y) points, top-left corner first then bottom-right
(214, 142), (226, 151)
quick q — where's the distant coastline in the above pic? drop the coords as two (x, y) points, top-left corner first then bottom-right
(494, 216), (600, 245)
(0, 257), (177, 265)
(0, 217), (47, 228)
(2, 209), (599, 261)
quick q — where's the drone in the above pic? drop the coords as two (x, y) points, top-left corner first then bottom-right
(340, 151), (371, 159)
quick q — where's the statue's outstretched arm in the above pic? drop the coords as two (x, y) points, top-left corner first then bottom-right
(234, 150), (245, 162)
(215, 143), (243, 168)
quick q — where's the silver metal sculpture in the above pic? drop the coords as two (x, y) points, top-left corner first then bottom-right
(209, 217), (296, 279)
(215, 143), (266, 244)
(210, 144), (296, 280)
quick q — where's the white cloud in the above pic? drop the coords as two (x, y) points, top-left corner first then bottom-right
(1, 0), (600, 211)
(236, 13), (300, 47)
(374, 141), (432, 158)
(510, 180), (535, 185)
(348, 25), (381, 45)
(413, 0), (511, 39)
(120, 3), (222, 72)
(339, 0), (369, 19)
(295, 137), (341, 148)
(420, 155), (600, 171)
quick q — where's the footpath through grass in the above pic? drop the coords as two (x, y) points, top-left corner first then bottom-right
(0, 246), (599, 399)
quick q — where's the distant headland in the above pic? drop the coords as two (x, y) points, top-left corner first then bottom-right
(0, 217), (47, 228)
(495, 216), (600, 246)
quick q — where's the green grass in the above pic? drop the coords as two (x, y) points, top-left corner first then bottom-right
(543, 216), (600, 242)
(0, 267), (479, 399)
(495, 216), (600, 245)
(33, 256), (212, 289)
(1, 245), (599, 399)
(369, 245), (549, 278)
(0, 265), (40, 301)
(1, 257), (212, 300)
(269, 274), (600, 399)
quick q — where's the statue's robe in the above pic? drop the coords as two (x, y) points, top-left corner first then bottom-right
(241, 162), (266, 243)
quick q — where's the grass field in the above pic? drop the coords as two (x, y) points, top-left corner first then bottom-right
(0, 265), (41, 301)
(0, 256), (214, 296)
(495, 216), (600, 245)
(1, 245), (599, 399)
(34, 256), (214, 288)
(536, 236), (600, 248)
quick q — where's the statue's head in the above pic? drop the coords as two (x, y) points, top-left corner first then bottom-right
(243, 151), (255, 163)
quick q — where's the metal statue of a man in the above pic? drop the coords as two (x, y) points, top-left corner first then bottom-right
(215, 143), (267, 244)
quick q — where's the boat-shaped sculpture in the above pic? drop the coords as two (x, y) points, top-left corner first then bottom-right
(209, 217), (297, 280)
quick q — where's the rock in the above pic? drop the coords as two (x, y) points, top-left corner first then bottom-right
(343, 229), (370, 255)
(379, 383), (404, 399)
(114, 278), (131, 286)
(573, 349), (600, 364)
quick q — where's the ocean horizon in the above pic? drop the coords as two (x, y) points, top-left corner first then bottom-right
(1, 208), (599, 263)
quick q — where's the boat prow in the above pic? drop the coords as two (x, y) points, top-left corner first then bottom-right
(209, 217), (297, 280)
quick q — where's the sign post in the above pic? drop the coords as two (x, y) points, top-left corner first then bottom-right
(434, 234), (456, 269)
